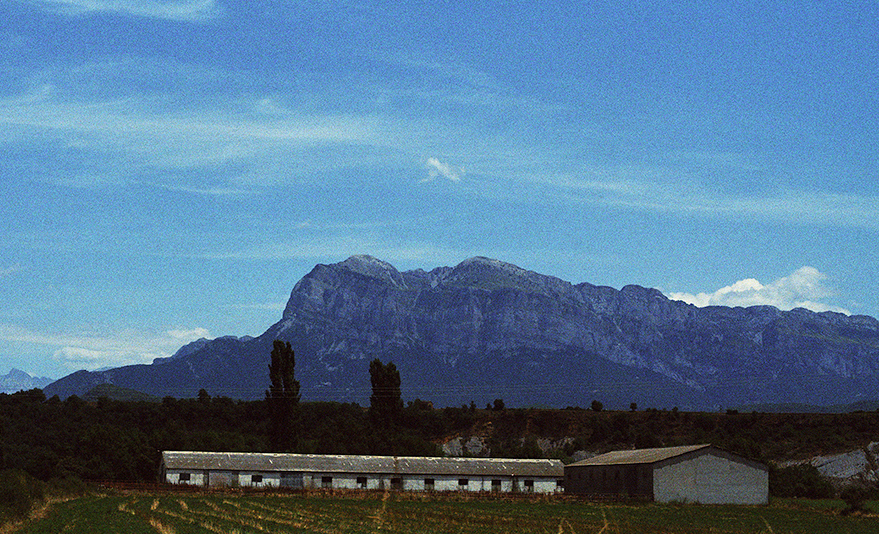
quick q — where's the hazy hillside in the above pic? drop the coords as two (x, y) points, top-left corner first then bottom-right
(1, 368), (53, 394)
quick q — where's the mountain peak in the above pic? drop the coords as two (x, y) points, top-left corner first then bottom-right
(341, 254), (392, 269)
(456, 256), (524, 271)
(336, 255), (407, 288)
(446, 256), (568, 295)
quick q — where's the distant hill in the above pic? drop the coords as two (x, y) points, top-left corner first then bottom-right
(735, 400), (879, 414)
(1, 368), (53, 394)
(81, 383), (161, 403)
(45, 255), (879, 410)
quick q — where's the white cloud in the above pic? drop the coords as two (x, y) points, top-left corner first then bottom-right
(27, 0), (221, 22)
(668, 267), (850, 314)
(424, 157), (463, 182)
(0, 323), (212, 372)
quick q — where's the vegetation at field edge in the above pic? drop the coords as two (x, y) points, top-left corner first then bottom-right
(9, 492), (879, 534)
(7, 386), (879, 487)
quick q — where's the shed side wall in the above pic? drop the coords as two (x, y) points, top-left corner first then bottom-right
(653, 452), (768, 505)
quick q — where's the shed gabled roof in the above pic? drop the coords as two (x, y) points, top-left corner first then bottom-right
(161, 451), (564, 478)
(566, 444), (712, 467)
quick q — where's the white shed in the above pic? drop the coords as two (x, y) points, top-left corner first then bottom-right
(161, 451), (564, 494)
(564, 444), (768, 504)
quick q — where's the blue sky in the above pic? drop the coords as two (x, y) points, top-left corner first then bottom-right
(2, 0), (878, 379)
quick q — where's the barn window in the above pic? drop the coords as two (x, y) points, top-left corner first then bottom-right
(252, 475), (263, 484)
(391, 477), (403, 490)
(424, 478), (435, 490)
(491, 479), (502, 491)
(321, 476), (333, 488)
(524, 479), (534, 493)
(179, 473), (190, 482)
(458, 478), (468, 487)
(357, 476), (367, 488)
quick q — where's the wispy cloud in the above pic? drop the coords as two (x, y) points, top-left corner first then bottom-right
(153, 183), (257, 197)
(0, 79), (407, 187)
(0, 323), (212, 372)
(25, 0), (221, 22)
(538, 167), (879, 230)
(228, 302), (287, 313)
(5, 59), (877, 232)
(668, 267), (850, 314)
(374, 53), (570, 113)
(0, 264), (23, 278)
(203, 229), (494, 270)
(166, 327), (210, 341)
(424, 157), (463, 182)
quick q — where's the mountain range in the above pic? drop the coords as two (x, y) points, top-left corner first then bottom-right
(44, 255), (879, 410)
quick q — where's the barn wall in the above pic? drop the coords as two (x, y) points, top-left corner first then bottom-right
(164, 465), (560, 494)
(297, 474), (560, 493)
(239, 472), (281, 488)
(653, 452), (768, 505)
(564, 464), (652, 496)
(301, 473), (364, 490)
(165, 469), (206, 486)
(532, 479), (561, 494)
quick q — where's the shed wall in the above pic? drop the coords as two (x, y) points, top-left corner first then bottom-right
(653, 452), (768, 505)
(564, 464), (652, 496)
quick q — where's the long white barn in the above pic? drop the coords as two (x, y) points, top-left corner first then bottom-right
(161, 451), (565, 493)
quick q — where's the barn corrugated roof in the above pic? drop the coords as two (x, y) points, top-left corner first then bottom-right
(567, 444), (712, 466)
(161, 451), (564, 477)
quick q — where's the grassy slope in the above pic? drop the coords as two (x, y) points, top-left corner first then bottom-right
(12, 492), (879, 534)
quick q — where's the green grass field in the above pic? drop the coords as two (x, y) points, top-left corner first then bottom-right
(9, 492), (879, 534)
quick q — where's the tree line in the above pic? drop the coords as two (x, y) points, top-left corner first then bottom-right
(3, 340), (879, 500)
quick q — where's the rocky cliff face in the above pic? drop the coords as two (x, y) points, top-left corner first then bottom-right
(45, 255), (879, 409)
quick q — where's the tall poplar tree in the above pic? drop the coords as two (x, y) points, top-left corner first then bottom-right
(266, 340), (300, 451)
(368, 359), (402, 426)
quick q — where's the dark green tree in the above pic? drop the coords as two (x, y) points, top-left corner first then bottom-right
(591, 399), (604, 412)
(369, 359), (402, 426)
(266, 340), (300, 451)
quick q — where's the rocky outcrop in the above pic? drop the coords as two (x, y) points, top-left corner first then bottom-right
(804, 443), (879, 484)
(45, 255), (879, 409)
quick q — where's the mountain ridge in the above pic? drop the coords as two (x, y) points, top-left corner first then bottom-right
(44, 256), (879, 409)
